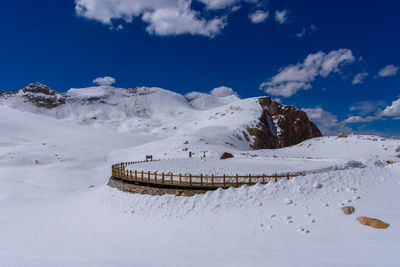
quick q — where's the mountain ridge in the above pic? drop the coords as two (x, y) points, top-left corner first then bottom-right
(0, 82), (322, 149)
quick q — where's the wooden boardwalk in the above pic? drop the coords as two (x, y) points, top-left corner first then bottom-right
(111, 159), (303, 190)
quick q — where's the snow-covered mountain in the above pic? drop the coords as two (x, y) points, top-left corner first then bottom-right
(0, 82), (321, 149)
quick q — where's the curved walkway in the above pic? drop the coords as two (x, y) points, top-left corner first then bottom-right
(111, 159), (303, 191)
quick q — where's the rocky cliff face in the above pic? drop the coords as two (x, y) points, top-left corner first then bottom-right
(246, 97), (322, 149)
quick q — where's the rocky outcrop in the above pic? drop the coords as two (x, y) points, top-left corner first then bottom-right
(0, 82), (64, 109)
(220, 152), (234, 160)
(342, 206), (355, 215)
(357, 217), (390, 229)
(246, 97), (322, 149)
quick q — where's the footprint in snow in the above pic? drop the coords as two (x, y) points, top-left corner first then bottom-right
(298, 227), (310, 234)
(284, 198), (293, 205)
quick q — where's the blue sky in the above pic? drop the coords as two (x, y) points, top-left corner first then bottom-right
(1, 0), (399, 137)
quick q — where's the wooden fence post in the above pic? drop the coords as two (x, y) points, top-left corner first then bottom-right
(200, 174), (203, 186)
(189, 174), (192, 187)
(130, 170), (133, 180)
(223, 174), (226, 187)
(141, 170), (144, 181)
(274, 173), (278, 183)
(135, 170), (137, 179)
(249, 174), (252, 185)
(155, 172), (157, 183)
(162, 172), (164, 183)
(170, 173), (173, 184)
(287, 173), (290, 180)
(236, 174), (239, 187)
(148, 171), (150, 182)
(262, 174), (265, 184)
(179, 173), (182, 184)
(211, 174), (214, 186)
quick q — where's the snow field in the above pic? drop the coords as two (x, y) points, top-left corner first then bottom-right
(0, 98), (399, 266)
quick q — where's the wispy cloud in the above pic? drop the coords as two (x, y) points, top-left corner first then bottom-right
(249, 10), (269, 24)
(377, 64), (399, 77)
(302, 107), (352, 136)
(296, 25), (316, 38)
(352, 71), (368, 85)
(274, 9), (288, 24)
(260, 49), (355, 97)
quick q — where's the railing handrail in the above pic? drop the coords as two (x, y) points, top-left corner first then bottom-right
(111, 159), (303, 188)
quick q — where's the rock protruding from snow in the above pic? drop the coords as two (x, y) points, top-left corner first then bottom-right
(357, 217), (390, 229)
(220, 152), (234, 160)
(22, 82), (56, 95)
(342, 206), (355, 215)
(246, 97), (322, 149)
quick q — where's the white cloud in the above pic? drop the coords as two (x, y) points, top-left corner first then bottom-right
(75, 0), (264, 37)
(274, 9), (288, 24)
(344, 115), (381, 123)
(199, 0), (241, 10)
(249, 10), (269, 24)
(378, 64), (399, 77)
(295, 25), (316, 38)
(260, 49), (355, 97)
(302, 107), (352, 136)
(142, 3), (226, 37)
(349, 100), (386, 115)
(382, 97), (400, 116)
(93, 76), (116, 86)
(210, 86), (237, 97)
(352, 71), (368, 85)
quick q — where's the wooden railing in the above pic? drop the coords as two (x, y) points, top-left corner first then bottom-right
(111, 159), (303, 189)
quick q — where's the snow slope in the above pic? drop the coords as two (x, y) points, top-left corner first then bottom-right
(0, 91), (400, 266)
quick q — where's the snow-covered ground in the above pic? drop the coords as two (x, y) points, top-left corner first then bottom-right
(0, 98), (400, 266)
(126, 157), (350, 176)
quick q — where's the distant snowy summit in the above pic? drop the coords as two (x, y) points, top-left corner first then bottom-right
(0, 82), (321, 149)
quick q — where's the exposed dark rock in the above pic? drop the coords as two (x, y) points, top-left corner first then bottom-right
(220, 152), (234, 160)
(247, 97), (322, 149)
(22, 82), (55, 95)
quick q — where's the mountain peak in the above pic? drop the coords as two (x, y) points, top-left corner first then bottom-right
(22, 82), (55, 95)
